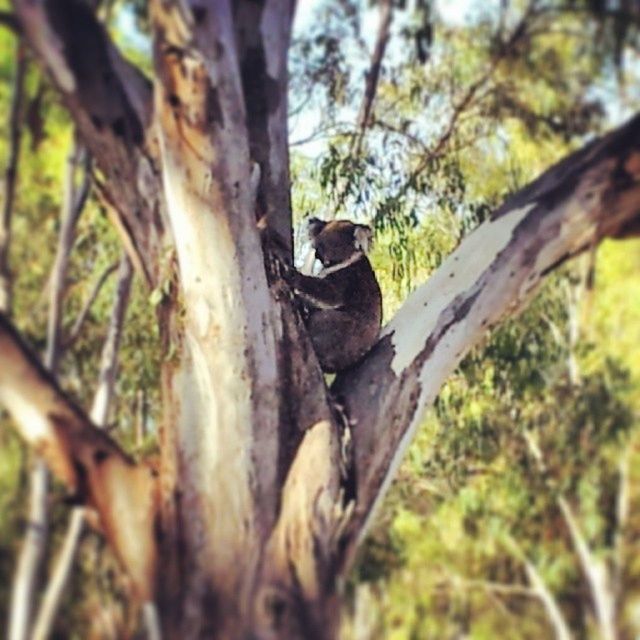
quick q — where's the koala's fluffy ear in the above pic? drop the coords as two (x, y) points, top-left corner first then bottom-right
(353, 224), (373, 253)
(307, 217), (327, 240)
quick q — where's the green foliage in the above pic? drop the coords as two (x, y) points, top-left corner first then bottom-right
(0, 0), (639, 636)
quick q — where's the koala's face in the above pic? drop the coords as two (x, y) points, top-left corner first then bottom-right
(307, 218), (373, 267)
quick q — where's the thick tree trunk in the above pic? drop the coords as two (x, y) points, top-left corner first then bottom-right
(4, 2), (640, 638)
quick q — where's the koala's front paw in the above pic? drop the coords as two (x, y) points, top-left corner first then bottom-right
(270, 277), (292, 302)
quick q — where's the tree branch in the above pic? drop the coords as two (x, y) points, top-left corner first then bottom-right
(9, 135), (87, 640)
(351, 0), (392, 158)
(45, 140), (89, 376)
(235, 0), (296, 256)
(14, 0), (166, 287)
(503, 535), (573, 640)
(32, 253), (135, 640)
(524, 431), (617, 640)
(330, 0), (392, 219)
(64, 261), (119, 348)
(0, 313), (159, 600)
(334, 113), (640, 563)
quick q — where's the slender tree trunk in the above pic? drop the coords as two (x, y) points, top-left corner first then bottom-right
(524, 431), (617, 640)
(0, 39), (26, 313)
(8, 139), (89, 640)
(562, 263), (618, 640)
(505, 535), (573, 640)
(8, 460), (49, 640)
(31, 254), (132, 640)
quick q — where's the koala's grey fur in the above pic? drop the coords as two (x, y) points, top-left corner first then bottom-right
(290, 218), (383, 373)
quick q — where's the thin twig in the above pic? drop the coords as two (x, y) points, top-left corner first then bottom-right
(351, 0), (393, 158)
(64, 261), (119, 348)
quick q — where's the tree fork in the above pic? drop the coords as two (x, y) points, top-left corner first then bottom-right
(4, 1), (640, 638)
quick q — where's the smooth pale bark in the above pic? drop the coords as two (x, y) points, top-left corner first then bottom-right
(333, 114), (640, 563)
(8, 460), (48, 640)
(150, 3), (339, 634)
(151, 2), (279, 633)
(0, 313), (159, 601)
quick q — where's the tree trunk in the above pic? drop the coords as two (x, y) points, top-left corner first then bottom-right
(0, 39), (26, 313)
(9, 137), (89, 640)
(3, 1), (640, 638)
(31, 253), (133, 640)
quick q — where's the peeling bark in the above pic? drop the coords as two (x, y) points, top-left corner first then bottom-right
(334, 114), (640, 561)
(235, 0), (295, 255)
(0, 314), (159, 601)
(13, 0), (166, 287)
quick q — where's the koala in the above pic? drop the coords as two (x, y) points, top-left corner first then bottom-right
(290, 218), (383, 373)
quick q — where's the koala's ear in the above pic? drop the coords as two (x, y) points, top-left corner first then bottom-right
(353, 224), (373, 253)
(307, 217), (327, 240)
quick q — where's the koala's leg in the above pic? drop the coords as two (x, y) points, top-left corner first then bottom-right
(307, 310), (362, 372)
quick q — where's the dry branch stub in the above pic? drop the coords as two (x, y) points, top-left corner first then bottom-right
(0, 314), (159, 601)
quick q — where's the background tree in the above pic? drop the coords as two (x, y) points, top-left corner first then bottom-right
(0, 0), (639, 638)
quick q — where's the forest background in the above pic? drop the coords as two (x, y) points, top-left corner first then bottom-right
(1, 0), (640, 638)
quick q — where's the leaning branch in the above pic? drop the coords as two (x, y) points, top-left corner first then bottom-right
(14, 0), (165, 286)
(351, 0), (392, 158)
(234, 0), (296, 255)
(9, 135), (87, 640)
(0, 314), (158, 600)
(335, 113), (640, 562)
(503, 535), (573, 640)
(64, 261), (119, 348)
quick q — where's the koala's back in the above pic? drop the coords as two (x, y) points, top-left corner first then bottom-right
(307, 258), (382, 372)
